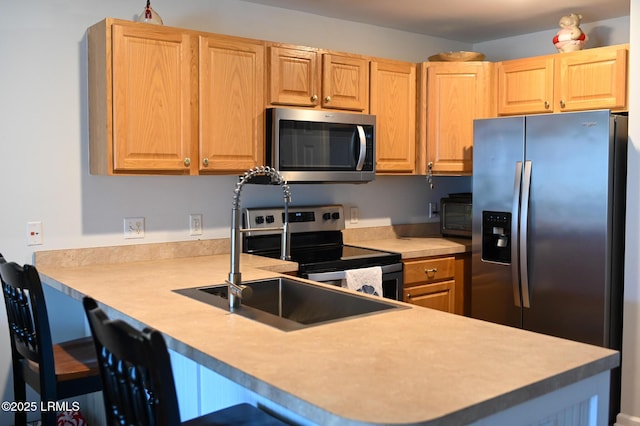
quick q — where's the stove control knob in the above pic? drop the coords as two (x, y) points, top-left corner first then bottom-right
(322, 212), (331, 221)
(332, 212), (340, 220)
(266, 215), (275, 224)
(255, 216), (264, 225)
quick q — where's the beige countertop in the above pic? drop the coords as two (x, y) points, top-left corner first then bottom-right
(348, 236), (471, 259)
(35, 245), (619, 425)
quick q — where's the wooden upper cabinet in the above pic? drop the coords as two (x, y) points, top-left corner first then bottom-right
(497, 56), (555, 115)
(267, 44), (369, 112)
(89, 19), (193, 174)
(88, 18), (265, 175)
(418, 62), (494, 175)
(198, 35), (265, 173)
(322, 54), (369, 111)
(497, 44), (628, 115)
(370, 59), (416, 174)
(555, 44), (628, 112)
(268, 45), (320, 107)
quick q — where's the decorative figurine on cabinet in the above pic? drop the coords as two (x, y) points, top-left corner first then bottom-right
(552, 13), (587, 52)
(137, 0), (163, 25)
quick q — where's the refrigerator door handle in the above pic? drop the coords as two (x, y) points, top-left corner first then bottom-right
(520, 160), (533, 308)
(511, 161), (523, 308)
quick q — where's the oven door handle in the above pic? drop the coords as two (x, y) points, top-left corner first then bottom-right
(307, 263), (402, 282)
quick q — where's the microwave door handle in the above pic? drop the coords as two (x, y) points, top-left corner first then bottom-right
(354, 125), (367, 171)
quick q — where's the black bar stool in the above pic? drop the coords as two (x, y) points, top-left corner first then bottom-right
(0, 254), (101, 426)
(82, 296), (290, 425)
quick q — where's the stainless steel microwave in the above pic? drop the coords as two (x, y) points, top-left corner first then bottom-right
(266, 108), (376, 183)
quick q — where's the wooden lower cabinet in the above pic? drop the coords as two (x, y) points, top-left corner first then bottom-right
(403, 253), (469, 315)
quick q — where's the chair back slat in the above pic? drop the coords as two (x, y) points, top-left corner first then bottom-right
(5, 284), (38, 354)
(83, 297), (182, 426)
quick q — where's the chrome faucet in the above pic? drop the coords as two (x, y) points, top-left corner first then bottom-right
(227, 166), (292, 311)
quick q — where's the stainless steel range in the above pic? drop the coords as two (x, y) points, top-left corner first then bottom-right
(242, 205), (403, 300)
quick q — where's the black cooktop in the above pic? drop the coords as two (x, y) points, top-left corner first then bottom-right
(246, 237), (400, 275)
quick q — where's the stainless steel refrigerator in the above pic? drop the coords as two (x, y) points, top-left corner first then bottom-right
(472, 109), (627, 344)
(471, 110), (626, 421)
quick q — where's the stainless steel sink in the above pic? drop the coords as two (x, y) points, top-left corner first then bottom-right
(174, 277), (405, 331)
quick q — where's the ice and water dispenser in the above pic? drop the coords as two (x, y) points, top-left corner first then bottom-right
(481, 211), (512, 264)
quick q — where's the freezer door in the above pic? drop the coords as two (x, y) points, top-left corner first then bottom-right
(472, 116), (525, 328)
(522, 110), (614, 346)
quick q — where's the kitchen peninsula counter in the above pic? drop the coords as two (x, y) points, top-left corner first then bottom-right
(35, 248), (617, 425)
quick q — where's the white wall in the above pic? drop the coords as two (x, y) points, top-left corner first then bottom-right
(0, 0), (470, 266)
(0, 0), (633, 424)
(619, 1), (640, 424)
(474, 16), (630, 61)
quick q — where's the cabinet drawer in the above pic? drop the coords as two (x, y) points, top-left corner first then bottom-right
(404, 256), (455, 285)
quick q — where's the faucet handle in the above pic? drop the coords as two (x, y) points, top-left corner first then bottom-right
(227, 280), (253, 306)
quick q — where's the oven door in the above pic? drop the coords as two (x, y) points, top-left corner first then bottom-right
(307, 263), (403, 301)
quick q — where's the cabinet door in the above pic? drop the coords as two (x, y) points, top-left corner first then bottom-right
(199, 36), (265, 173)
(322, 54), (369, 111)
(423, 62), (493, 174)
(497, 56), (554, 115)
(370, 59), (416, 174)
(268, 45), (320, 107)
(404, 281), (456, 312)
(555, 45), (628, 112)
(110, 23), (192, 173)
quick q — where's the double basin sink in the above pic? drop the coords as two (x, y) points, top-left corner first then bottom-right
(175, 277), (404, 331)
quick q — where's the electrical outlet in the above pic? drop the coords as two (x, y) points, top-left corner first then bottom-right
(429, 202), (439, 219)
(189, 214), (203, 236)
(350, 207), (359, 224)
(27, 221), (43, 245)
(124, 217), (145, 239)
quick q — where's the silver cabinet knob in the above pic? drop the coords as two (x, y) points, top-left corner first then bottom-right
(311, 94), (318, 103)
(544, 101), (550, 109)
(560, 100), (566, 108)
(203, 158), (209, 167)
(324, 95), (331, 103)
(184, 157), (191, 167)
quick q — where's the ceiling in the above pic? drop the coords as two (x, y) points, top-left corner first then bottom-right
(240, 0), (630, 43)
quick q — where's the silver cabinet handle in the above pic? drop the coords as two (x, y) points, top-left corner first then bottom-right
(311, 94), (318, 103)
(203, 158), (209, 167)
(560, 100), (566, 108)
(184, 157), (191, 167)
(325, 95), (331, 103)
(544, 101), (550, 109)
(424, 268), (438, 273)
